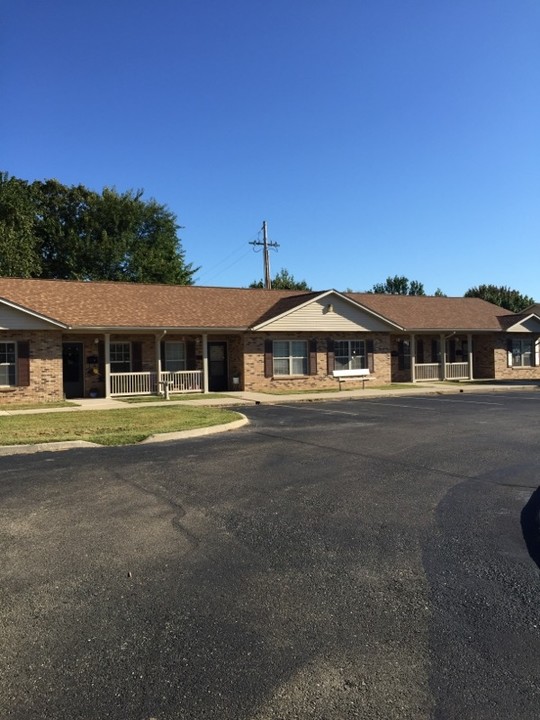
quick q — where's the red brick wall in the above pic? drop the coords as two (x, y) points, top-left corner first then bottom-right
(0, 331), (63, 405)
(242, 332), (392, 391)
(472, 334), (496, 379)
(493, 334), (540, 380)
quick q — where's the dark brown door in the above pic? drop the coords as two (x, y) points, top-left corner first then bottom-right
(62, 342), (84, 398)
(208, 342), (228, 391)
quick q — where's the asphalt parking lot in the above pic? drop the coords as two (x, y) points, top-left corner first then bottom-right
(1, 390), (539, 720)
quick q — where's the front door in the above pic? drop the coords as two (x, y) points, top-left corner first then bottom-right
(63, 342), (84, 398)
(208, 342), (228, 391)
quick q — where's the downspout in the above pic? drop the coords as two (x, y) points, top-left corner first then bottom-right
(443, 331), (456, 381)
(156, 330), (167, 391)
(104, 333), (111, 398)
(410, 333), (416, 383)
(440, 333), (446, 380)
(202, 334), (209, 393)
(467, 333), (473, 379)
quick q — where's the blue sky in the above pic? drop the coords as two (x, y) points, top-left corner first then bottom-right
(1, 1), (539, 297)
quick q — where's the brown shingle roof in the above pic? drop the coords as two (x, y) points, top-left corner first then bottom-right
(0, 277), (313, 329)
(0, 278), (516, 332)
(346, 293), (514, 331)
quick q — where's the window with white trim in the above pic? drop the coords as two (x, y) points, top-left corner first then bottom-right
(273, 340), (308, 376)
(510, 338), (533, 367)
(334, 340), (366, 370)
(110, 342), (131, 373)
(0, 342), (16, 385)
(164, 342), (186, 372)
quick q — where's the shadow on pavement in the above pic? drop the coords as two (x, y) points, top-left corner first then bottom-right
(521, 486), (540, 569)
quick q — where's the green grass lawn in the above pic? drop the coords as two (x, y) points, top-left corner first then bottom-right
(0, 406), (241, 446)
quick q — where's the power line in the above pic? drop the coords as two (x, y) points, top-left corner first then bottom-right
(196, 243), (252, 284)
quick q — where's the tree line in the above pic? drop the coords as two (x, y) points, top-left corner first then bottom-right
(1, 173), (534, 312)
(0, 172), (196, 284)
(250, 273), (534, 313)
(363, 276), (534, 312)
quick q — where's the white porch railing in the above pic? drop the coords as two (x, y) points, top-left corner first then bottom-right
(160, 370), (202, 393)
(111, 371), (156, 396)
(110, 370), (203, 397)
(415, 363), (441, 381)
(414, 362), (470, 381)
(445, 362), (469, 380)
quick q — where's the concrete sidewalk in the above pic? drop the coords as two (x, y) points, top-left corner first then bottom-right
(0, 380), (538, 416)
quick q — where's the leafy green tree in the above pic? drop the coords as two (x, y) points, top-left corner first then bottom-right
(123, 194), (195, 284)
(369, 275), (426, 295)
(0, 173), (41, 276)
(33, 179), (98, 280)
(250, 268), (312, 290)
(464, 284), (534, 313)
(434, 288), (446, 297)
(0, 172), (196, 284)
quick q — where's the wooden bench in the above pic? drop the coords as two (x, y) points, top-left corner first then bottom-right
(332, 368), (371, 390)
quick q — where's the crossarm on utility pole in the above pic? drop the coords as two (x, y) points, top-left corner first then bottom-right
(249, 220), (279, 289)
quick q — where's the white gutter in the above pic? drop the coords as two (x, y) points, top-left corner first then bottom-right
(67, 326), (248, 333)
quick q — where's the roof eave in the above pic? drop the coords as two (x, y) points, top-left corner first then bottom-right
(67, 325), (249, 333)
(403, 327), (501, 333)
(0, 297), (69, 329)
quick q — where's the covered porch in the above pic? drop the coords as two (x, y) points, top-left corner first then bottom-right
(61, 332), (243, 399)
(392, 333), (474, 383)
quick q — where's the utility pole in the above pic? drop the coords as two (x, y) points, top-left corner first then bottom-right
(249, 221), (279, 289)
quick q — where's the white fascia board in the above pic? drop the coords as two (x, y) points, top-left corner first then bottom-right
(67, 326), (248, 333)
(250, 290), (333, 330)
(0, 298), (68, 328)
(505, 313), (540, 332)
(405, 328), (499, 334)
(251, 289), (404, 331)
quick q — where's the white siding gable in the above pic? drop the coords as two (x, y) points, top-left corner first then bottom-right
(258, 296), (395, 332)
(507, 315), (540, 333)
(0, 302), (59, 330)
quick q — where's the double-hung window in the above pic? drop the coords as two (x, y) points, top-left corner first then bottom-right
(110, 342), (131, 373)
(164, 342), (186, 372)
(0, 342), (16, 386)
(511, 339), (533, 367)
(334, 340), (366, 371)
(273, 340), (308, 376)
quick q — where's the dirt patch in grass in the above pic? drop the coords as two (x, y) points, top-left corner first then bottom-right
(0, 401), (78, 411)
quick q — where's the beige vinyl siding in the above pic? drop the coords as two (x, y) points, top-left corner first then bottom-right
(507, 316), (540, 333)
(0, 304), (60, 331)
(260, 297), (393, 332)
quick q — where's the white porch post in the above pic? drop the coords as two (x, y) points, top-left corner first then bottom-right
(155, 332), (164, 391)
(441, 334), (447, 380)
(156, 336), (162, 377)
(467, 333), (474, 380)
(410, 333), (416, 383)
(104, 333), (111, 398)
(202, 334), (209, 393)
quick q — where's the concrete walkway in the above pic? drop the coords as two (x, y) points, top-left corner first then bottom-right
(0, 380), (538, 416)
